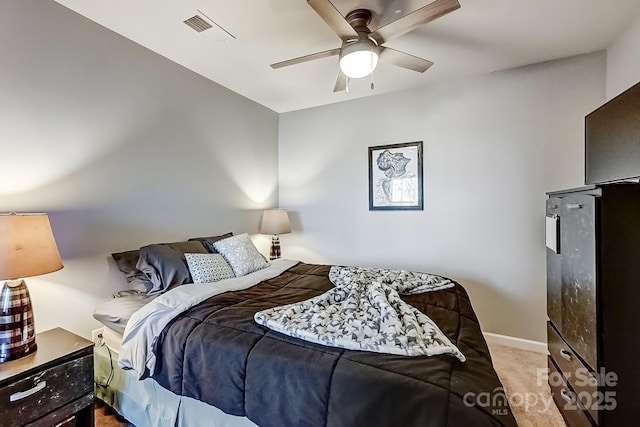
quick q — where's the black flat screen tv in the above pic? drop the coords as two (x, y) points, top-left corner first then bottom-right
(585, 81), (640, 185)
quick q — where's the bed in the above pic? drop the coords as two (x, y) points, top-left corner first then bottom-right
(94, 234), (517, 427)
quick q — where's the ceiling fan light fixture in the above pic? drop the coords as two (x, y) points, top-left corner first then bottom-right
(339, 40), (379, 79)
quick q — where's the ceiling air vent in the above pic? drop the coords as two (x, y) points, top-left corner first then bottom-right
(183, 10), (235, 43)
(184, 15), (212, 33)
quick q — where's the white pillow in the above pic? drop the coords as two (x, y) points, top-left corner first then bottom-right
(184, 253), (235, 284)
(213, 233), (268, 277)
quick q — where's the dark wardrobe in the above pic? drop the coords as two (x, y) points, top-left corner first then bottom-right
(546, 183), (640, 426)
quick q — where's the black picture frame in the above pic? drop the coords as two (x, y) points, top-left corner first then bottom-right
(368, 141), (423, 211)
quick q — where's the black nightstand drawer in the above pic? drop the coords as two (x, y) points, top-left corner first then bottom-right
(0, 354), (93, 426)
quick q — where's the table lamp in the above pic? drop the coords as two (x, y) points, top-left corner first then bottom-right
(0, 213), (63, 363)
(260, 209), (291, 260)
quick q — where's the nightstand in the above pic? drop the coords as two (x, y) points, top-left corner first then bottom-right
(0, 327), (94, 427)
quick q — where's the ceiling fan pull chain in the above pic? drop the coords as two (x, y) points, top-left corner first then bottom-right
(346, 76), (350, 94)
(370, 45), (375, 90)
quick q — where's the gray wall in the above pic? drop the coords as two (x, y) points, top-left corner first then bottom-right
(279, 52), (606, 342)
(1, 0), (279, 338)
(607, 13), (640, 99)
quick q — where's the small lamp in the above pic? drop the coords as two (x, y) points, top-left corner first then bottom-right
(0, 213), (63, 363)
(260, 209), (291, 260)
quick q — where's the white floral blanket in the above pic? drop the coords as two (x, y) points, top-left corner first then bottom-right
(254, 266), (466, 361)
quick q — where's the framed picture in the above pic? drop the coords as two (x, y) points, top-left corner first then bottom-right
(368, 141), (423, 211)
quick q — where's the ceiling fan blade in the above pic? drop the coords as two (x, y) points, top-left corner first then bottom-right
(333, 72), (346, 92)
(271, 48), (341, 69)
(370, 0), (460, 44)
(307, 0), (359, 40)
(379, 48), (434, 73)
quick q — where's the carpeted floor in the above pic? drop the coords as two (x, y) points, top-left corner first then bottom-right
(488, 342), (566, 427)
(95, 343), (567, 427)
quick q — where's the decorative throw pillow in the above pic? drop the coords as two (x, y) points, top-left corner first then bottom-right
(213, 233), (268, 277)
(184, 253), (235, 284)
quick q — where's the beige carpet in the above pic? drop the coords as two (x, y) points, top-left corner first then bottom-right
(488, 342), (567, 427)
(96, 344), (566, 427)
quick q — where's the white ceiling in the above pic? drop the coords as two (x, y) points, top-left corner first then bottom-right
(55, 0), (640, 113)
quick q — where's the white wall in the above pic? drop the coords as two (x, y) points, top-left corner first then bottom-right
(606, 14), (640, 99)
(0, 1), (279, 339)
(279, 52), (606, 342)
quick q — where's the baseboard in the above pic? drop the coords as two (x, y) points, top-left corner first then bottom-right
(483, 332), (548, 354)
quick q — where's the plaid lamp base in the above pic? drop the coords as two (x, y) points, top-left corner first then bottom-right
(269, 235), (282, 260)
(0, 280), (37, 363)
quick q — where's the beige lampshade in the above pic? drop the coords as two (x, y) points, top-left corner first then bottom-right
(0, 213), (63, 280)
(260, 209), (291, 235)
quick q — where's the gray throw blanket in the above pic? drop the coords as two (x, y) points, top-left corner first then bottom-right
(254, 266), (465, 361)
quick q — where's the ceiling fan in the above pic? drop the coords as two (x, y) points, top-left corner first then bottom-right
(270, 0), (461, 92)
